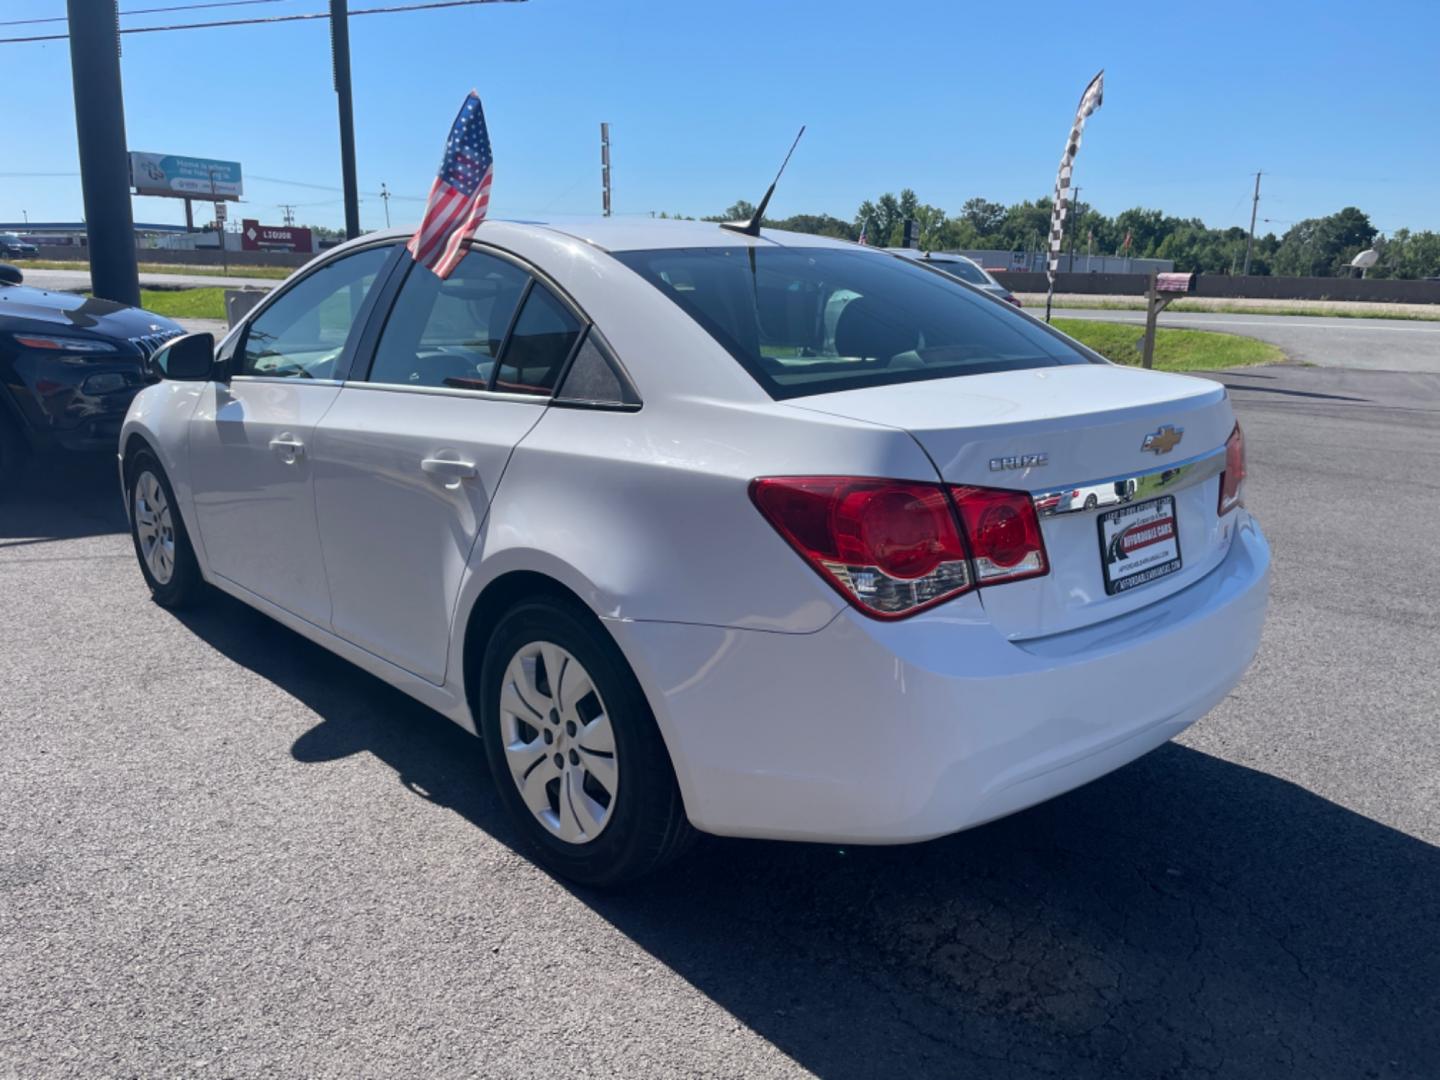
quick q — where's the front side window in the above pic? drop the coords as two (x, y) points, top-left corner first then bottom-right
(239, 245), (392, 379)
(613, 247), (1097, 399)
(368, 250), (529, 390)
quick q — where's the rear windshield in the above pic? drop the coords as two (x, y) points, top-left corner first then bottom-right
(613, 247), (1095, 399)
(923, 258), (989, 285)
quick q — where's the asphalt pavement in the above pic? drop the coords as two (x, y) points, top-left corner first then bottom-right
(18, 266), (281, 293)
(1054, 307), (1440, 372)
(2, 366), (1438, 1078)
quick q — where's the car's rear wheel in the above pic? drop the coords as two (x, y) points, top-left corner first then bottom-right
(125, 450), (206, 608)
(479, 596), (694, 886)
(1084, 493), (1098, 510)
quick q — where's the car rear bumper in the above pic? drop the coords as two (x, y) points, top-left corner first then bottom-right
(611, 512), (1270, 844)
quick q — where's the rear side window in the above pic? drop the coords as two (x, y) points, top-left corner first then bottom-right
(493, 283), (583, 396)
(613, 247), (1096, 399)
(368, 250), (529, 390)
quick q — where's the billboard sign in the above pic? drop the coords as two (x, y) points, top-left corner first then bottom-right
(129, 152), (243, 200)
(241, 218), (313, 254)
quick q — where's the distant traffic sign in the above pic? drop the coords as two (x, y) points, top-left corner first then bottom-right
(129, 152), (243, 200)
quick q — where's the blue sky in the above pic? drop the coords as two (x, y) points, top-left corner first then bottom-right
(3, 0), (1438, 236)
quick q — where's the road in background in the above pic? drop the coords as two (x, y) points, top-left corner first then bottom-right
(1051, 307), (1440, 372)
(18, 266), (281, 293)
(2, 366), (1437, 1078)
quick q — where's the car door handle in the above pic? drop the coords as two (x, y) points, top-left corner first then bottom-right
(268, 435), (305, 462)
(421, 456), (478, 480)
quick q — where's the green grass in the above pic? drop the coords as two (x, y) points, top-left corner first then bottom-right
(137, 287), (227, 320)
(1038, 296), (1440, 321)
(15, 258), (293, 281)
(1052, 318), (1285, 371)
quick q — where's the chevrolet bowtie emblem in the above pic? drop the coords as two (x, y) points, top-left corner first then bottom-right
(1141, 425), (1184, 455)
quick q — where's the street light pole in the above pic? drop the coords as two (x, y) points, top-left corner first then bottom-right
(66, 0), (139, 307)
(330, 0), (361, 239)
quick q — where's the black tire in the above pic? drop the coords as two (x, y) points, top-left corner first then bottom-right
(124, 449), (207, 609)
(1084, 494), (1098, 510)
(479, 596), (695, 887)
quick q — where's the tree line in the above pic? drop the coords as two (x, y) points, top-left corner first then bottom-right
(665, 193), (1440, 279)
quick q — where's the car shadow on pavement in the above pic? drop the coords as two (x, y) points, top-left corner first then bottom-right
(178, 592), (1440, 1080)
(0, 452), (127, 546)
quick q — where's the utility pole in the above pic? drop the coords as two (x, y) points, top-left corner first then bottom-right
(330, 0), (361, 240)
(1066, 186), (1081, 272)
(66, 0), (139, 307)
(21, 210), (28, 225)
(378, 184), (391, 228)
(1242, 171), (1261, 276)
(600, 123), (612, 217)
(209, 168), (228, 278)
(280, 204), (297, 227)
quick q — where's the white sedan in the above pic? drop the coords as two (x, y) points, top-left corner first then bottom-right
(121, 220), (1269, 884)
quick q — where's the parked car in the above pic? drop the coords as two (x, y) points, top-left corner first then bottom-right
(0, 233), (39, 258)
(0, 263), (181, 491)
(121, 220), (1268, 885)
(889, 249), (1021, 306)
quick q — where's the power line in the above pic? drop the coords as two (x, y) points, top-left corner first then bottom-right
(0, 0), (526, 44)
(0, 1), (285, 27)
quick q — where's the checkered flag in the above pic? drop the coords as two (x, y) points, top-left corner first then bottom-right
(1045, 70), (1104, 318)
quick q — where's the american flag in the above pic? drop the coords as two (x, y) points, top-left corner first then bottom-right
(407, 91), (494, 279)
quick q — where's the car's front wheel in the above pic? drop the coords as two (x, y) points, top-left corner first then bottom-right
(125, 450), (206, 608)
(479, 597), (694, 886)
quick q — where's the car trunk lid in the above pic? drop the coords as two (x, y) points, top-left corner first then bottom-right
(787, 364), (1240, 638)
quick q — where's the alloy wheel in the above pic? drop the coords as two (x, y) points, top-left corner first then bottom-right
(498, 641), (619, 844)
(133, 470), (176, 585)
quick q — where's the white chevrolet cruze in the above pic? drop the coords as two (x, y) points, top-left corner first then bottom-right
(122, 220), (1269, 884)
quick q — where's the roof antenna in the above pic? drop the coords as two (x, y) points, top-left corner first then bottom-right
(721, 125), (806, 237)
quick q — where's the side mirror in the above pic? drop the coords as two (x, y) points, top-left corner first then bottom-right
(153, 332), (217, 381)
(0, 263), (22, 286)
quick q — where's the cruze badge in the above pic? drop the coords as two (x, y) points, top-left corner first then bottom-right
(1141, 425), (1184, 455)
(989, 453), (1048, 472)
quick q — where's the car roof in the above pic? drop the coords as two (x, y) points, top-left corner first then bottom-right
(344, 217), (861, 256)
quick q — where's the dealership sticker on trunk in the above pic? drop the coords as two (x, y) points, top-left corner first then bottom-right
(1097, 495), (1182, 595)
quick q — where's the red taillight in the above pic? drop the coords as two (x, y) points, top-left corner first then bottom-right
(1218, 422), (1246, 515)
(750, 477), (972, 618)
(1004, 294), (1022, 307)
(950, 486), (1049, 585)
(751, 477), (1049, 619)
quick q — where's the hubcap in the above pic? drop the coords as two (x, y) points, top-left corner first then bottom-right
(133, 471), (176, 586)
(499, 641), (618, 845)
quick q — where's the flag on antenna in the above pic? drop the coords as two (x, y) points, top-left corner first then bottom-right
(408, 91), (494, 279)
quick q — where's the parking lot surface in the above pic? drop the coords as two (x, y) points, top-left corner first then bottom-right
(2, 365), (1437, 1079)
(1049, 307), (1440, 373)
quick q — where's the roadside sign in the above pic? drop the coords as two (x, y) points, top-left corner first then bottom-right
(214, 202), (227, 223)
(129, 152), (244, 200)
(240, 218), (314, 254)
